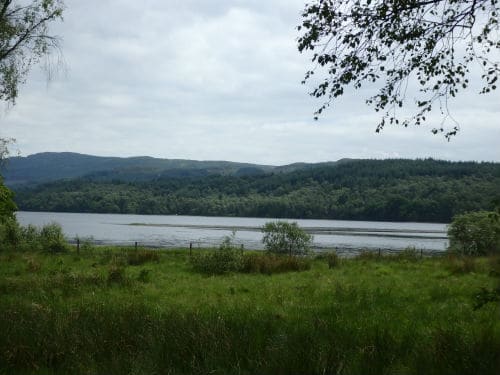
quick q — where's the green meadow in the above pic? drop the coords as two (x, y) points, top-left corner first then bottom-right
(0, 247), (499, 375)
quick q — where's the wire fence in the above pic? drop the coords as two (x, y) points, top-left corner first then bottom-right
(68, 238), (446, 258)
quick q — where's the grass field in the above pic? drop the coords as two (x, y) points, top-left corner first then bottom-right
(0, 247), (499, 375)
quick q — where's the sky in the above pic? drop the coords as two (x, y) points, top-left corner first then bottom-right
(1, 0), (499, 165)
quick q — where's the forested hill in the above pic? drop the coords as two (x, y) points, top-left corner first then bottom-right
(14, 159), (500, 223)
(1, 152), (277, 187)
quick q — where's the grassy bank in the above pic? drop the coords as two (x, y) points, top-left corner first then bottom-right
(0, 247), (499, 374)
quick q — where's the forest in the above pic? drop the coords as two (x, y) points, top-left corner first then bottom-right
(13, 158), (500, 223)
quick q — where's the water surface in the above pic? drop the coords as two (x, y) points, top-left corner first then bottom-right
(16, 211), (449, 255)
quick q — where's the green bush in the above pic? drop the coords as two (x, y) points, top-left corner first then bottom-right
(0, 217), (22, 251)
(262, 221), (313, 255)
(39, 223), (68, 253)
(448, 211), (500, 255)
(190, 233), (243, 275)
(0, 178), (16, 221)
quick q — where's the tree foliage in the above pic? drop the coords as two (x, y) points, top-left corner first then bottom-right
(14, 159), (500, 223)
(0, 176), (16, 221)
(448, 210), (500, 255)
(298, 0), (499, 137)
(262, 221), (313, 255)
(0, 0), (64, 105)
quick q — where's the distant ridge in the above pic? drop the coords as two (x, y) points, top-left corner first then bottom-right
(1, 152), (276, 187)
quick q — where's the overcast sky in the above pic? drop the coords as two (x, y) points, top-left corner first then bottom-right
(1, 0), (499, 165)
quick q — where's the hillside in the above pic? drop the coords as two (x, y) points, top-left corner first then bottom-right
(1, 152), (276, 186)
(13, 158), (500, 222)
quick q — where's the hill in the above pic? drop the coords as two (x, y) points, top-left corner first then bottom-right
(13, 158), (500, 222)
(1, 152), (275, 186)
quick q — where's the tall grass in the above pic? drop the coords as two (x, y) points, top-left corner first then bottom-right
(0, 249), (499, 374)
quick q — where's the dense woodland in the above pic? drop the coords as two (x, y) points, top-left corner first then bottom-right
(13, 159), (500, 223)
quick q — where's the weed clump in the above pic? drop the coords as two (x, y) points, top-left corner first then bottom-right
(241, 254), (311, 274)
(137, 269), (152, 283)
(127, 249), (160, 265)
(324, 251), (340, 269)
(444, 255), (476, 274)
(107, 265), (128, 285)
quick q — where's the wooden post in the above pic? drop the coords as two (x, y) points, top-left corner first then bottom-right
(420, 249), (423, 259)
(76, 238), (80, 255)
(378, 248), (381, 257)
(135, 241), (138, 251)
(189, 242), (193, 256)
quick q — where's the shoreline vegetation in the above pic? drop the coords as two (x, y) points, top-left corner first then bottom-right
(1, 241), (499, 374)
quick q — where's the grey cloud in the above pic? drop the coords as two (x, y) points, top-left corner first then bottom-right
(1, 0), (499, 164)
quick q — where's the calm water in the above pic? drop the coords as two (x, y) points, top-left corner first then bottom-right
(16, 211), (449, 255)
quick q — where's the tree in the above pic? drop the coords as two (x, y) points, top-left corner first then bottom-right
(0, 138), (16, 221)
(1, 0), (64, 105)
(0, 176), (16, 220)
(448, 210), (500, 255)
(262, 221), (313, 255)
(0, 1), (63, 221)
(298, 0), (499, 138)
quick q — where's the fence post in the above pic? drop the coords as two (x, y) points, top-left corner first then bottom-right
(420, 249), (423, 259)
(76, 238), (80, 255)
(378, 248), (381, 257)
(189, 242), (193, 256)
(135, 241), (138, 251)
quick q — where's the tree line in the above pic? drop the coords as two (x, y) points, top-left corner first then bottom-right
(14, 159), (500, 223)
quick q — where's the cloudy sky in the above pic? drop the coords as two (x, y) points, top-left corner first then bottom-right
(1, 0), (499, 165)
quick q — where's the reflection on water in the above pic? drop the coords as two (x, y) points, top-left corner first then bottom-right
(16, 211), (449, 255)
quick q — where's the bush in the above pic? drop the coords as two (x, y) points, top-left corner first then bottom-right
(262, 221), (313, 255)
(190, 233), (243, 275)
(448, 211), (500, 255)
(0, 178), (16, 221)
(40, 223), (68, 253)
(0, 217), (22, 251)
(0, 219), (69, 253)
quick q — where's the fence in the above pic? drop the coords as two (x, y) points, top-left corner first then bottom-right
(68, 238), (444, 258)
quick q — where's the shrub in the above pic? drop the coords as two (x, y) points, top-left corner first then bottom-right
(190, 233), (243, 275)
(0, 217), (22, 251)
(262, 221), (313, 255)
(0, 178), (16, 221)
(40, 223), (69, 253)
(448, 211), (500, 255)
